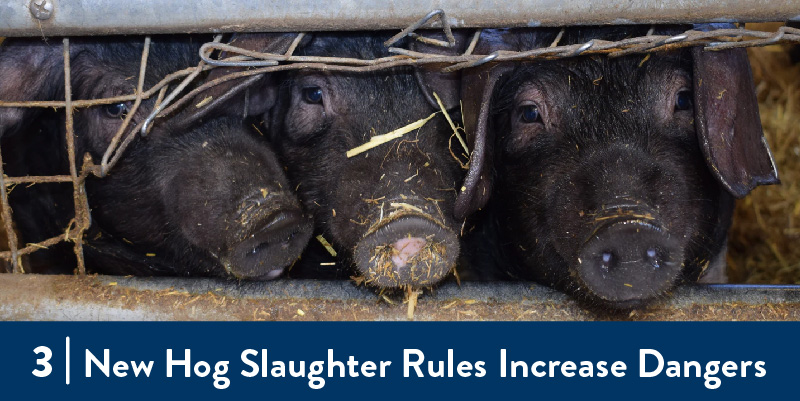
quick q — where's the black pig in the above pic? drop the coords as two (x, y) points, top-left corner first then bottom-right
(219, 32), (467, 288)
(456, 26), (779, 308)
(0, 36), (312, 278)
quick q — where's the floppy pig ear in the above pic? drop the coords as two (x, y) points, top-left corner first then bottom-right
(191, 33), (299, 121)
(454, 63), (512, 220)
(0, 39), (64, 139)
(453, 29), (523, 220)
(693, 46), (779, 198)
(409, 30), (468, 110)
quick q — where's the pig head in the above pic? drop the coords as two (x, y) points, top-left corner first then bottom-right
(222, 32), (467, 288)
(0, 36), (312, 278)
(457, 26), (779, 308)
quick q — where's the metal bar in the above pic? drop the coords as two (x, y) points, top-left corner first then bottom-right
(1, 0), (798, 37)
(0, 274), (798, 321)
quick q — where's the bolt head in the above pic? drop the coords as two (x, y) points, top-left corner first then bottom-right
(30, 0), (54, 20)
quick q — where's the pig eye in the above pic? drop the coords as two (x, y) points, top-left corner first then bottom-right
(103, 102), (130, 119)
(519, 104), (542, 124)
(302, 87), (324, 104)
(674, 90), (692, 111)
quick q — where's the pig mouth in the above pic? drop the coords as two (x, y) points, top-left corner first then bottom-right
(572, 211), (683, 308)
(353, 211), (459, 288)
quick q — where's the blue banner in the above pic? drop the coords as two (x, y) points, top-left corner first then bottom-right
(0, 322), (794, 400)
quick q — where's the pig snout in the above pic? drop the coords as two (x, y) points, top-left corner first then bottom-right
(220, 190), (313, 280)
(160, 120), (313, 280)
(556, 145), (692, 305)
(354, 213), (459, 287)
(575, 206), (682, 304)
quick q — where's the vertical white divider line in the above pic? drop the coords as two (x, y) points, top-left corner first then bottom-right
(66, 336), (71, 385)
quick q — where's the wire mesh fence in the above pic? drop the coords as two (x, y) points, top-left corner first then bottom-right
(0, 10), (799, 277)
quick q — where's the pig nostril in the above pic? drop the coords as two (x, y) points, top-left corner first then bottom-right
(281, 231), (299, 249)
(249, 240), (271, 257)
(600, 251), (614, 272)
(646, 247), (660, 269)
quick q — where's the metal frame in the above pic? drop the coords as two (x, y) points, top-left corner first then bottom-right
(1, 0), (799, 37)
(1, 6), (799, 320)
(1, 275), (798, 320)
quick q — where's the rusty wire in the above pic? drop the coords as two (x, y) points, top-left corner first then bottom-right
(384, 9), (456, 48)
(0, 20), (798, 274)
(0, 141), (21, 272)
(140, 35), (224, 137)
(198, 25), (800, 74)
(62, 38), (91, 275)
(100, 36), (152, 177)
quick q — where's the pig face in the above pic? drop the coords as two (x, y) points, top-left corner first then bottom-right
(86, 117), (313, 279)
(457, 27), (779, 308)
(264, 33), (465, 288)
(492, 54), (732, 307)
(0, 36), (312, 279)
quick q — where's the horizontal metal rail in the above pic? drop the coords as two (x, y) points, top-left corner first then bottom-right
(1, 0), (799, 37)
(0, 274), (798, 321)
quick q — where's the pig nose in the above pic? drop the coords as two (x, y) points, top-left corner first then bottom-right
(576, 219), (682, 304)
(221, 197), (313, 280)
(354, 215), (459, 288)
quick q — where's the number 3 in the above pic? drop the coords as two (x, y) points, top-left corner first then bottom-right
(32, 346), (52, 377)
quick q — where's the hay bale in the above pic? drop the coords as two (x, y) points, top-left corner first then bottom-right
(728, 26), (800, 283)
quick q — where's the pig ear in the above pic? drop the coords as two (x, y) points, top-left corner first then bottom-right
(0, 39), (64, 139)
(454, 63), (513, 220)
(454, 29), (521, 220)
(190, 33), (299, 120)
(409, 30), (468, 110)
(693, 46), (779, 198)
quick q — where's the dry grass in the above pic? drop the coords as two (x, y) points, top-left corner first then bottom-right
(345, 112), (439, 158)
(728, 29), (800, 284)
(315, 234), (338, 257)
